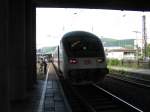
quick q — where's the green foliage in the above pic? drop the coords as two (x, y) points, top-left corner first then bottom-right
(147, 43), (150, 57)
(42, 46), (57, 54)
(141, 43), (150, 58)
(107, 59), (122, 66)
(122, 60), (138, 68)
(107, 58), (150, 69)
(37, 46), (57, 54)
(101, 37), (134, 49)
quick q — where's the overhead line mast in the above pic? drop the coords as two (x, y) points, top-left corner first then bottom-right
(142, 15), (147, 59)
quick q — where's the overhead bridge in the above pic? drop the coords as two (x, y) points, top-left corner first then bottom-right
(1, 0), (150, 112)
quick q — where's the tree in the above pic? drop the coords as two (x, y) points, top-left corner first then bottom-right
(147, 43), (150, 57)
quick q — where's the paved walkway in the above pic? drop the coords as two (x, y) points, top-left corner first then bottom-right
(11, 63), (68, 112)
(43, 63), (67, 112)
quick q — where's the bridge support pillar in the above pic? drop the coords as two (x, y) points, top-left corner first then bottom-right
(0, 0), (10, 112)
(8, 0), (27, 101)
(25, 0), (37, 90)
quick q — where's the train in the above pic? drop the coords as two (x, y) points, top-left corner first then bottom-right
(52, 31), (109, 85)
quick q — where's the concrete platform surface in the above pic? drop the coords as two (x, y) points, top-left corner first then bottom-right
(11, 63), (68, 112)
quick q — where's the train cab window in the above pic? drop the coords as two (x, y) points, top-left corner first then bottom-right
(70, 39), (101, 51)
(70, 40), (87, 51)
(64, 37), (105, 57)
(71, 40), (81, 48)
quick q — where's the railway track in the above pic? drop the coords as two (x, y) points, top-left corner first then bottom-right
(97, 74), (150, 111)
(59, 78), (94, 112)
(59, 78), (143, 112)
(74, 84), (143, 112)
(53, 63), (93, 112)
(53, 63), (143, 112)
(107, 74), (150, 88)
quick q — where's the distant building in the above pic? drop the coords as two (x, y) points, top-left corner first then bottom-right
(105, 47), (136, 60)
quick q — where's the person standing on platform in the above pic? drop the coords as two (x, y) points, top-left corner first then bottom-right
(43, 58), (47, 75)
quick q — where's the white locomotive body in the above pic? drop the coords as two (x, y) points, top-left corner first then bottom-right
(53, 31), (108, 84)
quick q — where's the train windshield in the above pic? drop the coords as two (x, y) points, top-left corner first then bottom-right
(64, 37), (105, 57)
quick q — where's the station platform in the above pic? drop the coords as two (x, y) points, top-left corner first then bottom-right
(109, 66), (150, 75)
(109, 66), (150, 80)
(11, 63), (68, 112)
(43, 63), (68, 112)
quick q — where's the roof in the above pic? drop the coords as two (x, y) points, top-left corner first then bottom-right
(34, 0), (150, 11)
(62, 31), (99, 40)
(107, 48), (136, 52)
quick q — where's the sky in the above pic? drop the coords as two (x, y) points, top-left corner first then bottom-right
(36, 8), (150, 49)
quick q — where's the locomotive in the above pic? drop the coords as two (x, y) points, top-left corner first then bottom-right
(52, 31), (108, 84)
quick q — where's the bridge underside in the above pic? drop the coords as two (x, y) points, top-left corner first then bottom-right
(35, 0), (150, 11)
(0, 0), (150, 112)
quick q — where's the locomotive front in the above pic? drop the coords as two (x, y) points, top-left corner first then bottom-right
(60, 31), (109, 84)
